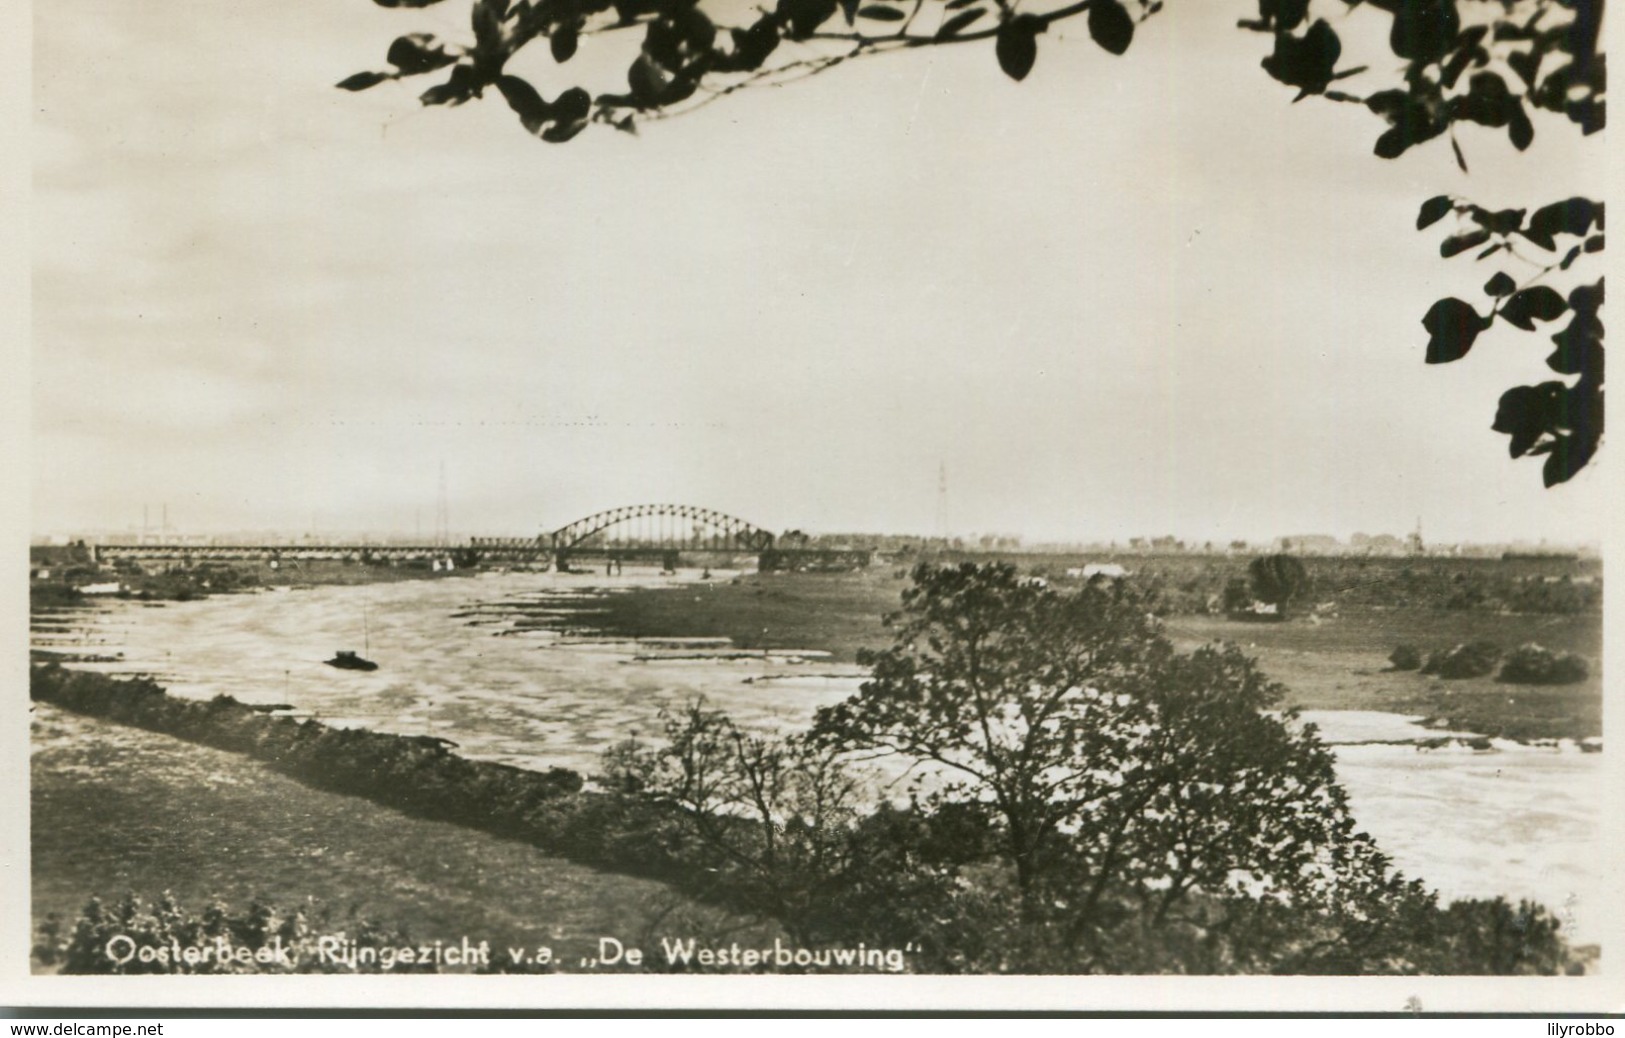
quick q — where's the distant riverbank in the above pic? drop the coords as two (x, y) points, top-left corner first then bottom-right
(29, 557), (1602, 744)
(564, 570), (1602, 743)
(30, 558), (477, 608)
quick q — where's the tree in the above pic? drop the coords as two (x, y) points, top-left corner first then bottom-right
(1247, 552), (1309, 614)
(595, 563), (1581, 971)
(602, 701), (872, 942)
(811, 562), (1389, 954)
(339, 0), (1604, 484)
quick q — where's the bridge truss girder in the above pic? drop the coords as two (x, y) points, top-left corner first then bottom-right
(549, 504), (774, 555)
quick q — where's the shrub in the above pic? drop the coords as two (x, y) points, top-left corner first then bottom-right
(1389, 644), (1423, 671)
(1497, 644), (1590, 685)
(1421, 641), (1502, 679)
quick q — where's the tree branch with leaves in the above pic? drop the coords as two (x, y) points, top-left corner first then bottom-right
(340, 0), (1604, 482)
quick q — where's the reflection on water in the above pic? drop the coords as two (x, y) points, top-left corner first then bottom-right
(32, 570), (1604, 945)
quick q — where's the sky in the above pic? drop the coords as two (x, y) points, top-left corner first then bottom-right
(28, 0), (1611, 545)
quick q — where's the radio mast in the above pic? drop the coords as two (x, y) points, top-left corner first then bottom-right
(435, 461), (451, 547)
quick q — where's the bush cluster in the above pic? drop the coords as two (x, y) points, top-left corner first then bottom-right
(1398, 640), (1592, 685)
(1497, 643), (1591, 685)
(1421, 641), (1504, 679)
(1388, 644), (1423, 671)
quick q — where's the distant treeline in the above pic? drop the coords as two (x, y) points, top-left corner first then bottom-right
(1018, 555), (1603, 616)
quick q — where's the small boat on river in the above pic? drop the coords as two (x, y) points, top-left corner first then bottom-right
(325, 601), (379, 671)
(324, 649), (378, 672)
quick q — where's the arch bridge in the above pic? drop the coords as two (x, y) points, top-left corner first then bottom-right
(547, 504), (773, 569)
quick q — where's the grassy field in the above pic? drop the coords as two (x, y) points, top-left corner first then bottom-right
(30, 704), (774, 973)
(575, 566), (1602, 740)
(580, 569), (909, 663)
(1165, 610), (1601, 740)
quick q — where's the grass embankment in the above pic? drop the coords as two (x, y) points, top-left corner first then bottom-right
(577, 570), (1602, 741)
(31, 703), (766, 972)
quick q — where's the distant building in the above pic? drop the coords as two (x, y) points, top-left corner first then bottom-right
(1274, 535), (1340, 554)
(1351, 533), (1406, 555)
(1067, 563), (1128, 579)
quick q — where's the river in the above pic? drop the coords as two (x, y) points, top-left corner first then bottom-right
(30, 569), (1605, 945)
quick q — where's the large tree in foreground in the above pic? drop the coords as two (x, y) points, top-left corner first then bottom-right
(340, 0), (1603, 486)
(813, 565), (1387, 940)
(605, 563), (1579, 972)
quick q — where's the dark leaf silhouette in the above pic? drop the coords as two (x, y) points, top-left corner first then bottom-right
(1508, 103), (1534, 150)
(1416, 195), (1453, 230)
(551, 28), (579, 63)
(1440, 229), (1491, 258)
(1484, 271), (1517, 297)
(336, 71), (393, 91)
(497, 75), (552, 132)
(1260, 0), (1309, 33)
(1261, 19), (1341, 96)
(1422, 297), (1487, 363)
(1492, 383), (1564, 458)
(1481, 207), (1525, 235)
(1087, 0), (1134, 56)
(1369, 90), (1444, 158)
(387, 33), (458, 75)
(553, 86), (592, 126)
(995, 16), (1042, 82)
(1546, 314), (1603, 377)
(1498, 286), (1569, 331)
(541, 118), (589, 143)
(779, 0), (838, 38)
(1528, 198), (1602, 243)
(1544, 428), (1600, 486)
(1388, 0), (1460, 64)
(1452, 72), (1516, 128)
(937, 9), (985, 38)
(1567, 280), (1604, 318)
(419, 64), (479, 106)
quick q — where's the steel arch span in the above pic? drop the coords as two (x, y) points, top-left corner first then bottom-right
(550, 504), (775, 554)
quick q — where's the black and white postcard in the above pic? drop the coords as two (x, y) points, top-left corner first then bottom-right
(6, 0), (1620, 1013)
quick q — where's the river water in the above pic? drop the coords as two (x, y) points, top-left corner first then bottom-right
(31, 570), (1605, 945)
